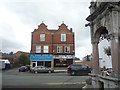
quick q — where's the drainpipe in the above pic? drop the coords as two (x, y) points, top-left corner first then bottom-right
(51, 34), (54, 70)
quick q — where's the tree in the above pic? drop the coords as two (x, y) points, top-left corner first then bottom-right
(104, 46), (111, 56)
(18, 54), (30, 66)
(9, 52), (14, 55)
(86, 55), (90, 61)
(14, 58), (19, 67)
(83, 55), (91, 61)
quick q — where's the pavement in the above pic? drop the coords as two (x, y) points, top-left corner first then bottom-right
(54, 70), (67, 73)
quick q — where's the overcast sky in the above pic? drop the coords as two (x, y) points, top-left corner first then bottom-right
(0, 0), (92, 60)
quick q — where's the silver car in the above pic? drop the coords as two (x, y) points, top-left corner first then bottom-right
(31, 66), (54, 74)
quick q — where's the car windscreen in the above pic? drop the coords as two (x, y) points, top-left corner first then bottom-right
(21, 66), (26, 68)
(72, 64), (87, 69)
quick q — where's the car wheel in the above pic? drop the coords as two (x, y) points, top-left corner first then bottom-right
(71, 71), (76, 76)
(48, 70), (52, 73)
(34, 71), (38, 74)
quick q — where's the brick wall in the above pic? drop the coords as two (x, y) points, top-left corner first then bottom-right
(30, 23), (75, 54)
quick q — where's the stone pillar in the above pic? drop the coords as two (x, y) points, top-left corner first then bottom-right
(92, 38), (100, 74)
(110, 10), (120, 78)
(30, 61), (32, 69)
(110, 36), (120, 78)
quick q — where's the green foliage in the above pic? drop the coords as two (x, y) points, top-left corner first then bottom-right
(86, 55), (90, 61)
(14, 58), (19, 67)
(83, 54), (91, 62)
(18, 54), (30, 66)
(104, 46), (111, 56)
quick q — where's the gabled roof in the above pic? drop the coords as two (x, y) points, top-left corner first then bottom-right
(55, 23), (73, 34)
(32, 23), (49, 33)
(32, 23), (73, 34)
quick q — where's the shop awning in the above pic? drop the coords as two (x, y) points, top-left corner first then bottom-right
(30, 55), (53, 61)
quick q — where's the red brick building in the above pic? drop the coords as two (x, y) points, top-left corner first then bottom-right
(14, 51), (29, 57)
(30, 23), (75, 69)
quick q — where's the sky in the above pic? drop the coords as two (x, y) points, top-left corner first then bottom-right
(0, 0), (92, 60)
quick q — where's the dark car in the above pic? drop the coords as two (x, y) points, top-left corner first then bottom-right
(31, 66), (54, 74)
(67, 64), (92, 76)
(19, 66), (28, 72)
(26, 65), (31, 72)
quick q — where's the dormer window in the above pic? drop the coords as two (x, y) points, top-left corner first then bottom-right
(61, 34), (66, 42)
(40, 34), (45, 41)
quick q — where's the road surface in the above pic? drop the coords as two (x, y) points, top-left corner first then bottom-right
(2, 68), (90, 89)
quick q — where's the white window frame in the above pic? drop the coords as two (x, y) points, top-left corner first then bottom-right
(64, 46), (70, 53)
(40, 34), (45, 41)
(36, 46), (41, 53)
(61, 34), (66, 42)
(57, 46), (62, 53)
(43, 46), (49, 53)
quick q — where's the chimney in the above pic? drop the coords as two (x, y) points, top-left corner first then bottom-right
(70, 28), (72, 32)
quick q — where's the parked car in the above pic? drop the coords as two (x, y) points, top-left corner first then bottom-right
(31, 66), (54, 74)
(26, 65), (31, 72)
(67, 64), (92, 76)
(19, 66), (28, 72)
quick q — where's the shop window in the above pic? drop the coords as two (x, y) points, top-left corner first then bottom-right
(45, 61), (51, 67)
(43, 46), (49, 53)
(37, 61), (43, 66)
(64, 46), (70, 53)
(57, 46), (62, 53)
(40, 34), (45, 41)
(61, 34), (66, 42)
(36, 46), (41, 53)
(54, 59), (73, 67)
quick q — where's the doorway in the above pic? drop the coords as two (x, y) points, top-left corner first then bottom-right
(32, 62), (36, 67)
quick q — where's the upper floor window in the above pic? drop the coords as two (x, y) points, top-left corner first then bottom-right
(64, 46), (70, 53)
(36, 46), (41, 53)
(43, 46), (49, 53)
(40, 34), (45, 41)
(61, 34), (66, 42)
(57, 46), (62, 53)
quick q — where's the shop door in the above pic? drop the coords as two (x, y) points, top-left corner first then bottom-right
(45, 61), (51, 67)
(32, 62), (36, 68)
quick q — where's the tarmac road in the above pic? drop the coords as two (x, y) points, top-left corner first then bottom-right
(2, 68), (90, 89)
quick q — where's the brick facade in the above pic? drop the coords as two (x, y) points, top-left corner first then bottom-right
(30, 23), (75, 55)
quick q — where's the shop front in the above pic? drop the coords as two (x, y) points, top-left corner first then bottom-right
(53, 55), (74, 69)
(30, 55), (53, 68)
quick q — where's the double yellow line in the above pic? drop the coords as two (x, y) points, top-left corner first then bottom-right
(47, 82), (86, 85)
